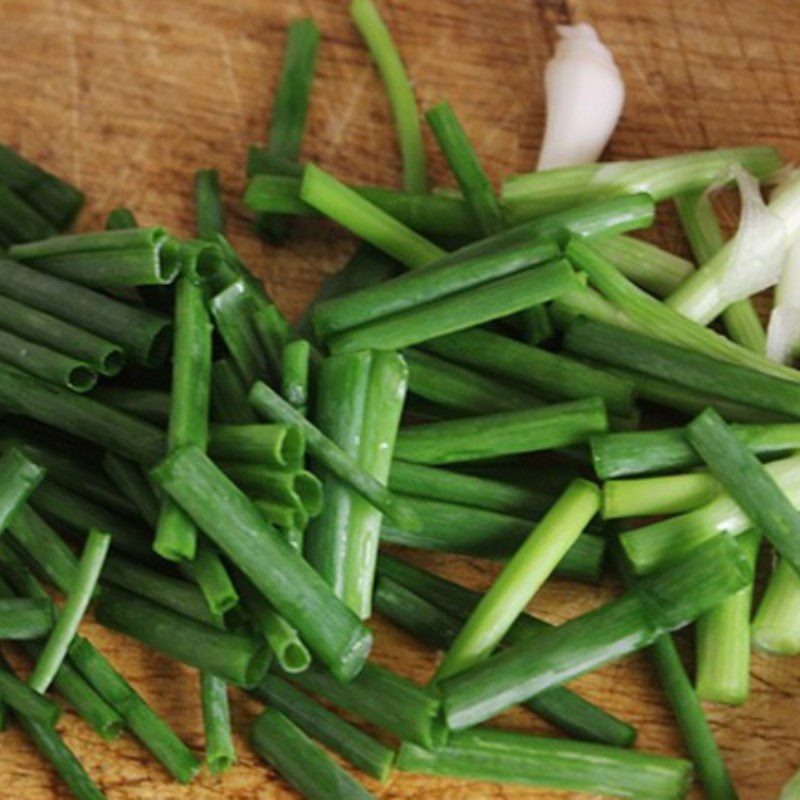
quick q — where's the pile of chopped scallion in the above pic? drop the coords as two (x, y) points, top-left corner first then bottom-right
(0, 1), (798, 798)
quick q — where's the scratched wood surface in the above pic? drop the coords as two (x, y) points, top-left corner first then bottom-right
(1, 0), (799, 797)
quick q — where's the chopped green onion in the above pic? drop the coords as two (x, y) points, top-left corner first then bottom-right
(200, 672), (235, 774)
(102, 452), (159, 527)
(0, 663), (61, 726)
(281, 339), (311, 413)
(91, 387), (170, 425)
(602, 473), (720, 518)
(105, 207), (137, 230)
(0, 597), (53, 638)
(209, 423), (304, 467)
(183, 540), (239, 615)
(210, 358), (258, 424)
(0, 447), (45, 533)
(752, 559), (800, 655)
(0, 184), (57, 243)
(194, 169), (224, 240)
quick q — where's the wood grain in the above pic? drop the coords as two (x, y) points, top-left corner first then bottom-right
(1, 0), (799, 797)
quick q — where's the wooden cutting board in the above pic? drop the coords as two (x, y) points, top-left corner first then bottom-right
(1, 0), (799, 797)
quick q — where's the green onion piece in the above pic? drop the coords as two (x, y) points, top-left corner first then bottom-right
(0, 663), (61, 726)
(154, 276), (212, 562)
(502, 146), (782, 219)
(404, 348), (544, 414)
(395, 397), (607, 465)
(591, 422), (800, 479)
(254, 674), (394, 780)
(92, 387), (170, 425)
(250, 706), (375, 800)
(95, 587), (270, 688)
(249, 381), (421, 532)
(374, 571), (635, 748)
(69, 636), (201, 783)
(151, 444), (372, 681)
(436, 479), (600, 679)
(0, 184), (57, 243)
(102, 452), (159, 527)
(0, 365), (166, 464)
(194, 168), (224, 240)
(235, 571), (310, 674)
(380, 496), (605, 580)
(0, 447), (45, 533)
(301, 164), (442, 267)
(687, 408), (800, 574)
(313, 237), (557, 340)
(514, 304), (553, 345)
(282, 339), (310, 413)
(8, 504), (80, 593)
(219, 463), (321, 516)
(675, 190), (765, 352)
(0, 144), (84, 228)
(351, 0), (425, 192)
(0, 597), (53, 638)
(183, 540), (239, 616)
(251, 304), (294, 379)
(440, 535), (750, 730)
(200, 672), (235, 774)
(29, 529), (110, 693)
(105, 207), (137, 230)
(103, 554), (222, 628)
(591, 235), (693, 297)
(9, 227), (183, 288)
(0, 540), (52, 601)
(287, 659), (442, 749)
(211, 358), (258, 424)
(209, 423), (304, 467)
(752, 559), (800, 655)
(426, 101), (504, 234)
(396, 728), (692, 800)
(0, 293), (125, 376)
(330, 258), (580, 353)
(425, 327), (635, 415)
(696, 529), (760, 705)
(0, 257), (171, 366)
(602, 473), (721, 519)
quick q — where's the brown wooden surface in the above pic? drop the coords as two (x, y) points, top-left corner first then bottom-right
(1, 0), (800, 797)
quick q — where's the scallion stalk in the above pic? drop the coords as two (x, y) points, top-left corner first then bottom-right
(752, 559), (800, 655)
(200, 673), (235, 774)
(602, 473), (721, 518)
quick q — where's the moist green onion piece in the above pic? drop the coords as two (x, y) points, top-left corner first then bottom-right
(501, 146), (782, 219)
(102, 554), (223, 628)
(244, 174), (476, 238)
(0, 184), (57, 243)
(564, 238), (800, 383)
(8, 504), (80, 593)
(313, 236), (558, 340)
(752, 559), (800, 655)
(425, 327), (636, 415)
(69, 636), (201, 783)
(9, 227), (183, 288)
(254, 499), (306, 531)
(0, 257), (171, 366)
(250, 706), (376, 800)
(380, 497), (605, 581)
(591, 422), (800, 479)
(440, 535), (750, 730)
(351, 0), (426, 192)
(0, 597), (53, 638)
(151, 445), (372, 681)
(0, 293), (125, 376)
(687, 408), (800, 574)
(436, 479), (600, 679)
(0, 144), (84, 228)
(29, 529), (111, 693)
(602, 473), (721, 519)
(404, 348), (545, 414)
(330, 259), (580, 353)
(696, 529), (760, 705)
(0, 328), (96, 391)
(301, 164), (441, 267)
(95, 587), (270, 688)
(396, 728), (692, 800)
(565, 317), (800, 419)
(591, 235), (693, 297)
(0, 663), (61, 726)
(426, 101), (505, 234)
(102, 452), (159, 527)
(254, 674), (394, 780)
(209, 424), (304, 467)
(200, 672), (235, 774)
(282, 340), (311, 413)
(0, 447), (45, 535)
(105, 207), (137, 230)
(249, 381), (421, 532)
(287, 659), (442, 749)
(0, 365), (166, 464)
(211, 358), (259, 424)
(619, 455), (800, 574)
(182, 539), (239, 616)
(219, 463), (321, 516)
(394, 397), (607, 465)
(92, 387), (170, 425)
(154, 275), (212, 562)
(374, 572), (635, 747)
(194, 169), (225, 240)
(675, 190), (765, 353)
